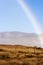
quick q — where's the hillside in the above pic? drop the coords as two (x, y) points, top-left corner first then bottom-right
(0, 32), (42, 47)
(0, 45), (43, 65)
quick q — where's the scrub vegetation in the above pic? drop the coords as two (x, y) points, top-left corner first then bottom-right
(0, 45), (43, 65)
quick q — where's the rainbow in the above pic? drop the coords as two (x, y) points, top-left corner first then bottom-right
(17, 0), (43, 48)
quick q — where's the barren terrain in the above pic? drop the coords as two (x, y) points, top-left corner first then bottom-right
(0, 45), (43, 65)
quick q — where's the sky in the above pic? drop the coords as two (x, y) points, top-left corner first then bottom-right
(0, 0), (43, 33)
(24, 0), (43, 29)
